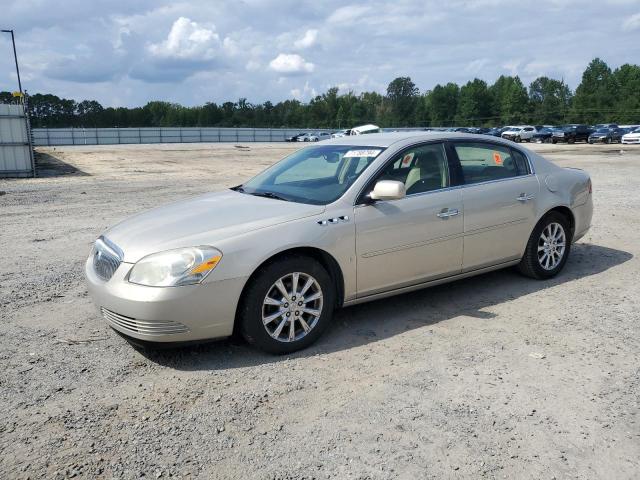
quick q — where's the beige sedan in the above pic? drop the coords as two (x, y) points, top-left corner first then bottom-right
(86, 132), (593, 353)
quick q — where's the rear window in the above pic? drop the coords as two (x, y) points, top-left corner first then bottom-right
(453, 142), (529, 185)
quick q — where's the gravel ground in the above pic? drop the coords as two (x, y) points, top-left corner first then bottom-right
(1, 142), (639, 479)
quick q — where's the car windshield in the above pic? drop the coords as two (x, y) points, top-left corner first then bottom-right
(595, 128), (610, 133)
(237, 145), (385, 205)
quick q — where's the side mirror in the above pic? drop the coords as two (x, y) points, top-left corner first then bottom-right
(369, 180), (406, 201)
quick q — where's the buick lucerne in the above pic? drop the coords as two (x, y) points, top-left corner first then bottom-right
(86, 132), (593, 354)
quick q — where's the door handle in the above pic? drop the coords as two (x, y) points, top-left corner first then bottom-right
(517, 193), (535, 202)
(437, 208), (459, 219)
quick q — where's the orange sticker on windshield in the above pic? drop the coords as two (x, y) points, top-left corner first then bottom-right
(493, 152), (502, 165)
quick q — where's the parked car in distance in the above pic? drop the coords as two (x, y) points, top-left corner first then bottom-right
(286, 132), (306, 142)
(552, 125), (593, 144)
(621, 127), (640, 144)
(297, 132), (331, 142)
(482, 127), (505, 137)
(594, 123), (619, 130)
(501, 125), (537, 142)
(479, 127), (502, 137)
(588, 127), (625, 144)
(315, 132), (332, 142)
(531, 127), (558, 143)
(86, 132), (593, 354)
(332, 129), (350, 138)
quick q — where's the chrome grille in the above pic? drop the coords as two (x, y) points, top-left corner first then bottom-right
(92, 237), (123, 281)
(101, 308), (189, 336)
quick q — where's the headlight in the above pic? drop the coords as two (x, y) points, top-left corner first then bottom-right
(128, 246), (222, 287)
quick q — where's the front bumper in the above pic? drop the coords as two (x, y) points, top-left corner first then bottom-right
(622, 138), (640, 144)
(85, 257), (247, 342)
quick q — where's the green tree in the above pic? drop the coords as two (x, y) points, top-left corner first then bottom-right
(456, 79), (492, 126)
(427, 83), (459, 127)
(571, 58), (619, 123)
(613, 64), (640, 124)
(490, 75), (529, 124)
(528, 77), (572, 124)
(386, 76), (419, 126)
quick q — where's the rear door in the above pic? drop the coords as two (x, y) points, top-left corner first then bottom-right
(448, 141), (539, 271)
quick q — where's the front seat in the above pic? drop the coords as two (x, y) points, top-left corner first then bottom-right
(405, 150), (444, 194)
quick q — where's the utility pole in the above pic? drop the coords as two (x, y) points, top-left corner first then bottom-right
(1, 29), (23, 94)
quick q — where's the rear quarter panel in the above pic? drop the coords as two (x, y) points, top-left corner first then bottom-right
(530, 152), (592, 240)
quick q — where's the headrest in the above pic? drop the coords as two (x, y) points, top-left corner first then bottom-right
(414, 150), (441, 171)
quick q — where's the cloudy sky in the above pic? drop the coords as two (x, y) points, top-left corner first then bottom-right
(1, 0), (639, 107)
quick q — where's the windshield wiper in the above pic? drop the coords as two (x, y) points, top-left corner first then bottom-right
(230, 185), (245, 192)
(250, 191), (290, 202)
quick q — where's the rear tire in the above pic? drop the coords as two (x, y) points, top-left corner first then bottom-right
(518, 212), (572, 280)
(238, 255), (335, 354)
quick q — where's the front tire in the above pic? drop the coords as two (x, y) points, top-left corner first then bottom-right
(518, 212), (572, 280)
(238, 255), (335, 354)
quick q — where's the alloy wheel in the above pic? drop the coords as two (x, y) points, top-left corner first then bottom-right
(261, 272), (323, 342)
(537, 222), (566, 271)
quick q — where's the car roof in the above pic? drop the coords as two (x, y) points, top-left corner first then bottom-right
(320, 131), (518, 148)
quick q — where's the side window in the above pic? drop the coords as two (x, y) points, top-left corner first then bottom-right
(452, 142), (519, 185)
(375, 143), (449, 195)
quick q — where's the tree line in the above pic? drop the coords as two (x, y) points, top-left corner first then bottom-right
(1, 58), (638, 129)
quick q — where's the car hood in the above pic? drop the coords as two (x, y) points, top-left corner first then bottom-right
(103, 190), (325, 263)
(623, 133), (640, 138)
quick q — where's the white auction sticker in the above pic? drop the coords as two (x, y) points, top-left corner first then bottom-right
(343, 149), (382, 158)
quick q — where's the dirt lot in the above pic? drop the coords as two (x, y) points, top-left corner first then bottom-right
(1, 142), (639, 479)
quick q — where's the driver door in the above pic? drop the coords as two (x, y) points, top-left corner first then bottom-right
(354, 142), (464, 297)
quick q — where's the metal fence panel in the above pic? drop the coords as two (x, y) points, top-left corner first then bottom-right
(0, 103), (34, 178)
(31, 127), (335, 146)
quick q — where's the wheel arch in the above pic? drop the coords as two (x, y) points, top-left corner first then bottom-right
(540, 205), (575, 238)
(233, 246), (345, 333)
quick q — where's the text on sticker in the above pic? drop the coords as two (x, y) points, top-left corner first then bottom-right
(344, 149), (382, 158)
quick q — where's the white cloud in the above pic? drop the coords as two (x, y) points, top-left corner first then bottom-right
(291, 81), (317, 100)
(245, 60), (261, 71)
(465, 58), (490, 73)
(148, 17), (220, 60)
(269, 53), (315, 74)
(622, 12), (640, 31)
(328, 5), (371, 24)
(294, 29), (318, 49)
(502, 59), (523, 76)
